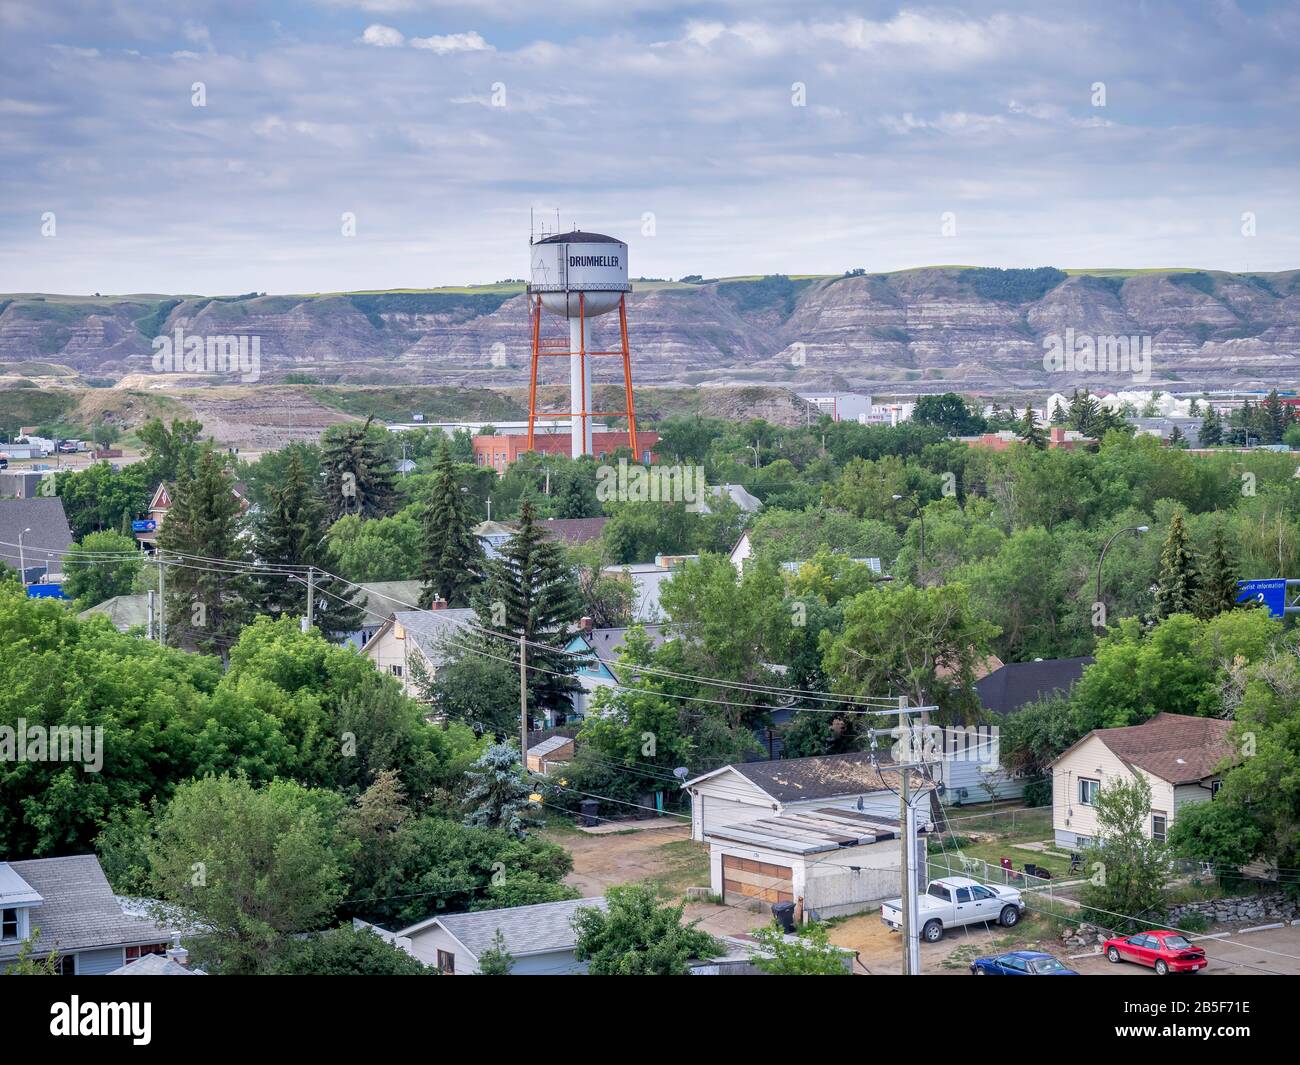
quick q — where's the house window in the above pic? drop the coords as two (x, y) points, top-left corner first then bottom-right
(1078, 778), (1100, 806)
(125, 943), (169, 964)
(56, 954), (76, 976)
(1074, 835), (1093, 848)
(1151, 813), (1167, 843)
(1, 908), (18, 941)
(1211, 780), (1223, 797)
(436, 949), (455, 974)
(389, 664), (404, 678)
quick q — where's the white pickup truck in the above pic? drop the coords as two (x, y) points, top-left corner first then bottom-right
(881, 876), (1025, 943)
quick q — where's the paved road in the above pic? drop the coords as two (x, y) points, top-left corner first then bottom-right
(1070, 924), (1300, 977)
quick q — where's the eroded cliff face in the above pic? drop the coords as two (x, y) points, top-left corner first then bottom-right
(3, 267), (1297, 392)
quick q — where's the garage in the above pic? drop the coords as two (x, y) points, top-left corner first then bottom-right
(722, 855), (793, 905)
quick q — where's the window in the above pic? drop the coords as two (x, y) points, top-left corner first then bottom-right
(926, 884), (952, 902)
(1151, 813), (1167, 843)
(970, 885), (996, 901)
(56, 954), (76, 976)
(436, 949), (455, 974)
(955, 887), (972, 903)
(1, 908), (18, 941)
(1078, 778), (1100, 806)
(1000, 955), (1029, 973)
(388, 664), (404, 678)
(1211, 779), (1223, 797)
(125, 943), (168, 964)
(1074, 835), (1093, 848)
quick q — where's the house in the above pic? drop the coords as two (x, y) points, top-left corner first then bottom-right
(538, 516), (608, 545)
(0, 496), (74, 583)
(527, 734), (575, 775)
(473, 519), (517, 560)
(79, 593), (151, 633)
(565, 622), (669, 715)
(684, 751), (933, 844)
(689, 801), (930, 920)
(603, 555), (696, 622)
(704, 484), (762, 515)
(0, 470), (46, 498)
(344, 580), (424, 648)
(975, 656), (1094, 716)
(729, 531), (754, 574)
(135, 481), (251, 552)
(376, 896), (609, 974)
(1049, 712), (1234, 848)
(360, 607), (478, 698)
(0, 855), (183, 975)
(107, 951), (202, 975)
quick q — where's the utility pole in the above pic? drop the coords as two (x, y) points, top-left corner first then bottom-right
(146, 589), (155, 641)
(302, 566), (315, 633)
(897, 695), (912, 975)
(157, 552), (166, 646)
(519, 634), (529, 764)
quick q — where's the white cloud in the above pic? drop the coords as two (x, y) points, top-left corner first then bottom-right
(360, 24), (405, 47)
(410, 31), (489, 55)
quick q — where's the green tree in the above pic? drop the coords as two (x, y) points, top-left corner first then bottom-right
(61, 530), (141, 608)
(1049, 399), (1068, 425)
(266, 926), (436, 975)
(419, 648), (521, 738)
(327, 506), (422, 582)
(476, 500), (581, 723)
(1167, 799), (1265, 883)
(321, 415), (397, 521)
(477, 929), (515, 975)
(1154, 511), (1199, 619)
(462, 744), (533, 838)
(418, 442), (486, 607)
(156, 447), (253, 656)
(1197, 525), (1239, 619)
(90, 418), (121, 450)
(750, 920), (851, 975)
(572, 885), (720, 975)
(1079, 774), (1175, 931)
(137, 417), (204, 483)
(146, 774), (346, 975)
(1198, 406), (1223, 447)
(1016, 406), (1047, 449)
(252, 448), (364, 641)
(3, 931), (60, 975)
(912, 393), (986, 437)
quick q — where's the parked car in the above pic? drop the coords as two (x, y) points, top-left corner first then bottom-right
(1103, 930), (1207, 974)
(970, 950), (1078, 976)
(881, 876), (1024, 943)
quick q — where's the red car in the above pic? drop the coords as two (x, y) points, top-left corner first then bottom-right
(1104, 930), (1207, 974)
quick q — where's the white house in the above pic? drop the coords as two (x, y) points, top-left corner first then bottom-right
(360, 607), (478, 698)
(729, 531), (754, 574)
(602, 555), (696, 622)
(0, 855), (186, 975)
(1049, 712), (1234, 849)
(371, 897), (608, 975)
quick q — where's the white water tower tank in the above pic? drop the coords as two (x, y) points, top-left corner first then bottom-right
(530, 231), (630, 456)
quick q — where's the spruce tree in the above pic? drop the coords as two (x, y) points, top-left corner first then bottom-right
(1199, 406), (1222, 447)
(1197, 525), (1239, 619)
(1050, 399), (1069, 425)
(462, 743), (533, 838)
(253, 449), (364, 640)
(1154, 511), (1200, 618)
(157, 447), (254, 658)
(418, 441), (486, 607)
(1263, 389), (1289, 444)
(1017, 406), (1047, 449)
(322, 415), (397, 521)
(476, 500), (581, 723)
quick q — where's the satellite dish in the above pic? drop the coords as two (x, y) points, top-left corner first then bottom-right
(672, 767), (689, 780)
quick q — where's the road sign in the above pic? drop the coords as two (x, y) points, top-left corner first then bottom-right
(132, 519), (156, 532)
(1236, 578), (1287, 618)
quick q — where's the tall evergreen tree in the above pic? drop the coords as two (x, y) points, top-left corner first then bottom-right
(157, 447), (254, 657)
(1197, 525), (1239, 619)
(1154, 511), (1200, 619)
(476, 500), (582, 723)
(1199, 406), (1223, 447)
(1263, 389), (1290, 444)
(1049, 399), (1069, 425)
(418, 442), (486, 607)
(322, 416), (397, 521)
(1017, 406), (1047, 449)
(253, 449), (364, 640)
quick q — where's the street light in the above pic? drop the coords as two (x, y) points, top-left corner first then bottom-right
(17, 527), (30, 589)
(744, 444), (759, 470)
(1095, 525), (1149, 628)
(892, 494), (926, 584)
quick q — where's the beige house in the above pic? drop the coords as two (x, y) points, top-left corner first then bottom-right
(1049, 712), (1233, 849)
(360, 607), (477, 698)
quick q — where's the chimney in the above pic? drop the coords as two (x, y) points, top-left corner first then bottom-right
(580, 616), (593, 632)
(1049, 426), (1065, 446)
(430, 596), (448, 611)
(166, 940), (190, 968)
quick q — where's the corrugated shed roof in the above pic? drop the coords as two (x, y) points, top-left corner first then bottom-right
(717, 751), (926, 803)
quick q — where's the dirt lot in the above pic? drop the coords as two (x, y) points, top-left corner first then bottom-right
(546, 822), (699, 898)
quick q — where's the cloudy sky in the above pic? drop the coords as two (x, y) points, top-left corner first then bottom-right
(1, 0), (1297, 294)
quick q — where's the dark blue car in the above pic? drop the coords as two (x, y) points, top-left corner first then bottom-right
(970, 950), (1078, 975)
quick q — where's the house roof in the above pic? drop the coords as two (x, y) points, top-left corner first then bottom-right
(538, 517), (608, 544)
(708, 484), (762, 513)
(107, 953), (202, 976)
(687, 751), (927, 803)
(1053, 712), (1234, 784)
(0, 855), (179, 960)
(79, 593), (150, 631)
(528, 735), (573, 759)
(0, 497), (73, 577)
(704, 807), (928, 856)
(975, 656), (1092, 715)
(581, 624), (668, 668)
(382, 608), (478, 667)
(399, 896), (608, 959)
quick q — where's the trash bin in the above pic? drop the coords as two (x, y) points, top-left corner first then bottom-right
(579, 799), (600, 827)
(772, 901), (796, 933)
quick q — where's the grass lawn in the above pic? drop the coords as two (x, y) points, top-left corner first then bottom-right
(641, 838), (711, 899)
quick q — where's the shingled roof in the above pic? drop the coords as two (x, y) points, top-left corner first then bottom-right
(688, 751), (926, 803)
(1058, 712), (1234, 784)
(976, 656), (1093, 715)
(400, 896), (608, 959)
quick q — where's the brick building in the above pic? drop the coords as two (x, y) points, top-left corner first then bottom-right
(473, 431), (659, 474)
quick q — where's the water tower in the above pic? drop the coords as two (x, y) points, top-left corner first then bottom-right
(527, 229), (638, 457)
